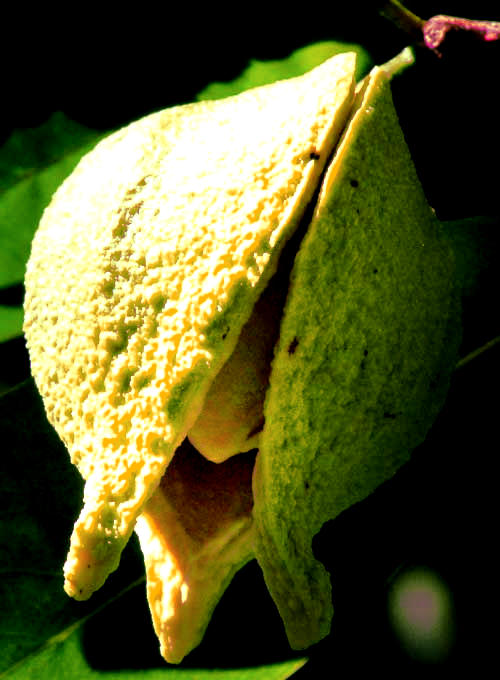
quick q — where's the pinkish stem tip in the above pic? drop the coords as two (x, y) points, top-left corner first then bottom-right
(423, 14), (500, 51)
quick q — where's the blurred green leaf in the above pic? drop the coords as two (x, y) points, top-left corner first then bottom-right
(0, 141), (99, 288)
(0, 379), (87, 672)
(0, 113), (99, 194)
(5, 625), (305, 680)
(0, 114), (104, 289)
(0, 305), (23, 342)
(196, 41), (373, 101)
(0, 380), (143, 673)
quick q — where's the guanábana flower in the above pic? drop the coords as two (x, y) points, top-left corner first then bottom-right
(24, 49), (460, 663)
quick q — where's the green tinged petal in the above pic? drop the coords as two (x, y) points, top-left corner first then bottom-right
(253, 62), (461, 650)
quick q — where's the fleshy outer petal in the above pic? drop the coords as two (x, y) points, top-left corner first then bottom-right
(24, 52), (356, 599)
(253, 62), (461, 650)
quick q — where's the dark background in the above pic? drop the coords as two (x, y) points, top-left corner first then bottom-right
(1, 1), (499, 677)
(0, 2), (498, 131)
(1, 0), (499, 218)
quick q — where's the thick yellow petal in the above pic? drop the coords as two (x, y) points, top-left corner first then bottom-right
(24, 52), (357, 599)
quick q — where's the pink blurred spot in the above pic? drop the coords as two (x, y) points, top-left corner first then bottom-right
(399, 585), (440, 633)
(388, 567), (455, 662)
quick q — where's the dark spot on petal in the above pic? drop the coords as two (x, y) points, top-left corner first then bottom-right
(309, 151), (321, 160)
(151, 293), (167, 313)
(100, 279), (115, 298)
(287, 337), (299, 355)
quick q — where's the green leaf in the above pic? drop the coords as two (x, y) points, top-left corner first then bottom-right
(5, 626), (305, 680)
(196, 41), (373, 101)
(0, 113), (99, 194)
(0, 305), (23, 342)
(0, 114), (104, 289)
(0, 379), (84, 671)
(0, 380), (139, 672)
(0, 141), (99, 288)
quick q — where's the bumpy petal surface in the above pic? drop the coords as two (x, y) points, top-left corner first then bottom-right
(253, 63), (461, 650)
(23, 53), (356, 600)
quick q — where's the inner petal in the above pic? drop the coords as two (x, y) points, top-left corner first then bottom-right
(187, 209), (308, 463)
(135, 439), (257, 663)
(159, 438), (256, 542)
